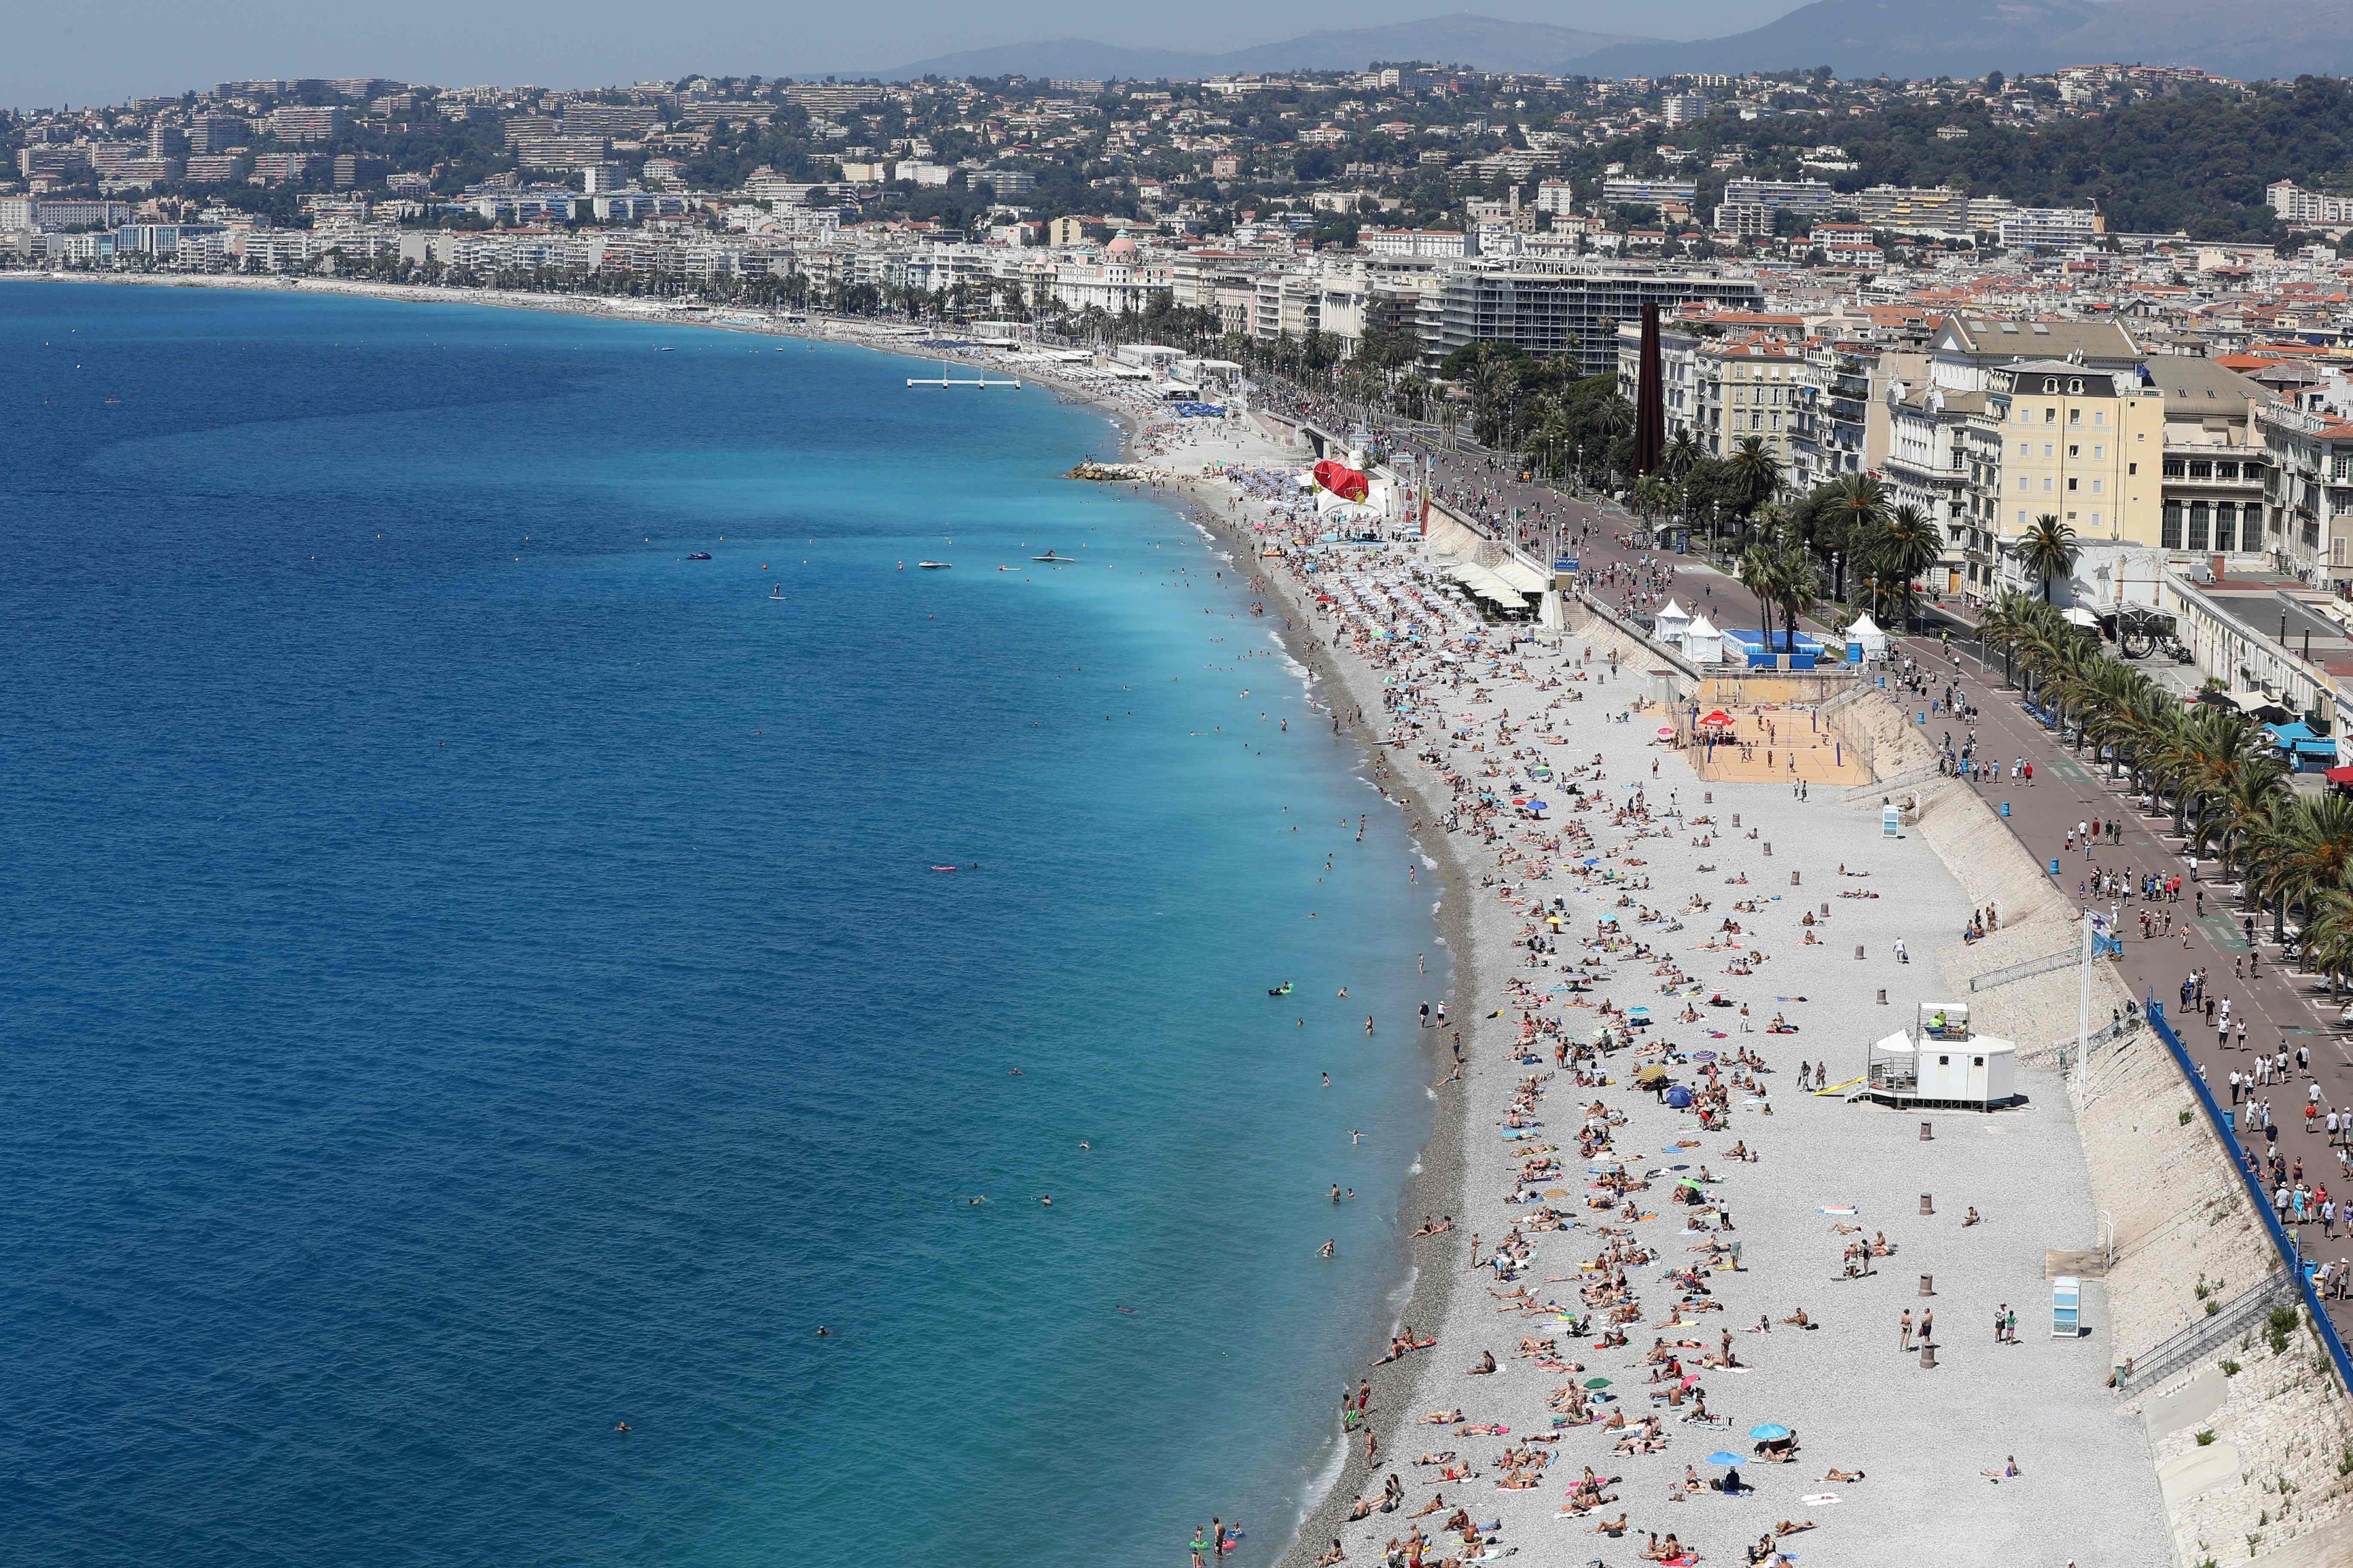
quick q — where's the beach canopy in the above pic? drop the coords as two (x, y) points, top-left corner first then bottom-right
(1654, 598), (1692, 645)
(1683, 612), (1724, 663)
(1699, 710), (1734, 729)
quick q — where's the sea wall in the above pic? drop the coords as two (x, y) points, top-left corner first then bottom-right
(1849, 679), (2353, 1568)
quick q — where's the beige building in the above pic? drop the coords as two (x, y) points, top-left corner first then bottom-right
(1988, 359), (2166, 547)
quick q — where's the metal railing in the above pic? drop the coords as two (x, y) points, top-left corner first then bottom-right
(1969, 947), (2078, 993)
(2146, 999), (2353, 1398)
(2117, 1273), (2297, 1397)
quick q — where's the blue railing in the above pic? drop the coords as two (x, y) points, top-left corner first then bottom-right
(2146, 1000), (2353, 1396)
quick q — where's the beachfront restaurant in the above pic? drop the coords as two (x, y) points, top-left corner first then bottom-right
(2265, 721), (2339, 773)
(1719, 627), (1827, 670)
(1863, 1003), (2019, 1111)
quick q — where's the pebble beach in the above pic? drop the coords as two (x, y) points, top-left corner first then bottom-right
(1130, 412), (2177, 1568)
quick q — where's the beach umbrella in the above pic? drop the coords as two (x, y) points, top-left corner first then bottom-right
(1749, 1423), (1791, 1441)
(1700, 710), (1734, 729)
(1665, 1085), (1693, 1108)
(1706, 1451), (1744, 1466)
(1583, 1377), (1613, 1389)
(1676, 1177), (1704, 1190)
(1634, 1065), (1668, 1084)
(1691, 1051), (1717, 1062)
(1655, 726), (1676, 740)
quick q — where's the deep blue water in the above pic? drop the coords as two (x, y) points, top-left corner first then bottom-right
(0, 283), (1442, 1565)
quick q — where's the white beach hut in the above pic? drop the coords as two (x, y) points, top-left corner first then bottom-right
(1863, 1002), (2018, 1110)
(1682, 613), (1724, 665)
(1844, 612), (1889, 663)
(1654, 598), (1693, 646)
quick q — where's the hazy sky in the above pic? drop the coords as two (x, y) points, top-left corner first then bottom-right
(9, 0), (1802, 110)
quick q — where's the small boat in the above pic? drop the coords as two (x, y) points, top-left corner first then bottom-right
(658, 346), (673, 352)
(685, 551), (712, 561)
(1033, 551), (1076, 563)
(918, 560), (952, 569)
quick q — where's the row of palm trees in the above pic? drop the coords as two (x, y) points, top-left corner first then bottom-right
(1980, 594), (2353, 975)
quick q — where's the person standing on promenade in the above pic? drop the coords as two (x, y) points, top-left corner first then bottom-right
(1901, 1309), (1914, 1351)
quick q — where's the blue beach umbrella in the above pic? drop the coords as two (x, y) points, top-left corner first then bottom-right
(1666, 1085), (1693, 1108)
(1705, 1451), (1743, 1466)
(1748, 1423), (1791, 1441)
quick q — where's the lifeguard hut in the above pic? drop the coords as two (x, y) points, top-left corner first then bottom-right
(1863, 1002), (2019, 1110)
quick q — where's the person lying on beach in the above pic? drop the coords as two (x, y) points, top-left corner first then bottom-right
(1964, 1207), (1983, 1226)
(1822, 1467), (1865, 1482)
(1419, 1409), (1465, 1425)
(1413, 1453), (1458, 1467)
(1982, 1455), (2020, 1481)
(1409, 1494), (1446, 1518)
(1774, 1520), (1816, 1535)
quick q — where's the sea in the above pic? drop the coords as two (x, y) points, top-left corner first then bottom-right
(0, 282), (1444, 1565)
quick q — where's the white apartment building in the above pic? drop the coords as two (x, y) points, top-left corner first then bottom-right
(1359, 228), (1470, 258)
(2269, 181), (2353, 227)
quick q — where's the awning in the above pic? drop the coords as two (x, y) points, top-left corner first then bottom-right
(1490, 555), (1550, 594)
(1446, 560), (1527, 606)
(2324, 765), (2353, 785)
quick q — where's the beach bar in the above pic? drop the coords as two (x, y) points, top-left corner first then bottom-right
(1863, 1002), (2018, 1110)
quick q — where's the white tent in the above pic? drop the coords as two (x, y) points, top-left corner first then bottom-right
(1682, 612), (1724, 664)
(1844, 611), (1889, 662)
(1654, 597), (1692, 646)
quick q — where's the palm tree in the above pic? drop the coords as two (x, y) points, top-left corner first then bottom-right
(2018, 515), (2080, 603)
(1727, 435), (1780, 519)
(1738, 541), (1783, 649)
(1770, 536), (1820, 648)
(1664, 429), (1704, 481)
(2251, 795), (2353, 945)
(1871, 505), (1944, 628)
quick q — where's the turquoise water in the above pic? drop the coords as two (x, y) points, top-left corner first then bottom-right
(0, 284), (1442, 1564)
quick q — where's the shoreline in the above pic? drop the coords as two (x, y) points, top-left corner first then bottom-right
(1163, 469), (1482, 1568)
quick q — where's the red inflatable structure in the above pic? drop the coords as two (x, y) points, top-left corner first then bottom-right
(1312, 459), (1369, 503)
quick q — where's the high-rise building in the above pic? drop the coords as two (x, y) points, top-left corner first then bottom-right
(270, 106), (346, 143)
(1433, 265), (1764, 374)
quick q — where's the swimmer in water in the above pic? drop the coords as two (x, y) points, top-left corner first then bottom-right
(1318, 1239), (1335, 1258)
(1079, 1140), (1091, 1150)
(1323, 1072), (1331, 1087)
(1041, 1195), (1053, 1206)
(615, 1421), (632, 1432)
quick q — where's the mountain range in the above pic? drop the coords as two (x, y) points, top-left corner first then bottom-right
(848, 1), (2353, 84)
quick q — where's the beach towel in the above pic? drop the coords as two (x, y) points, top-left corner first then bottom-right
(1816, 1207), (1857, 1216)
